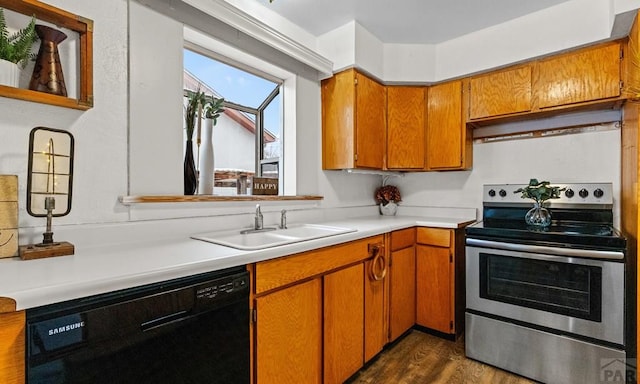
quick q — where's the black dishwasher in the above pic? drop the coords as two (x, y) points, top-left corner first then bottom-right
(26, 266), (250, 384)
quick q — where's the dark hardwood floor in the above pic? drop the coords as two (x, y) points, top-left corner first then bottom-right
(348, 330), (536, 384)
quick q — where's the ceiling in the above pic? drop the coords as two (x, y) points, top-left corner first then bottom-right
(256, 0), (570, 44)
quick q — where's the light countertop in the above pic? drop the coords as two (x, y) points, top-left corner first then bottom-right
(0, 214), (475, 311)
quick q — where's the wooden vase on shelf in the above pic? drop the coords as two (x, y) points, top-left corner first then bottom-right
(184, 140), (197, 195)
(29, 24), (68, 96)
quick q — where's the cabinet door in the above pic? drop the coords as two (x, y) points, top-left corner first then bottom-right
(324, 263), (364, 384)
(426, 80), (464, 170)
(355, 72), (386, 169)
(364, 254), (387, 362)
(469, 66), (532, 119)
(416, 245), (452, 334)
(387, 86), (426, 169)
(536, 41), (621, 108)
(322, 69), (356, 169)
(256, 279), (322, 384)
(0, 308), (25, 384)
(389, 245), (416, 341)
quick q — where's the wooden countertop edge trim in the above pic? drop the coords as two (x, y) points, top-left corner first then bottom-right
(455, 220), (477, 228)
(118, 195), (324, 204)
(0, 297), (17, 313)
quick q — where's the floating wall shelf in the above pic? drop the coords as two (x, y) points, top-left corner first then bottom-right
(0, 0), (93, 110)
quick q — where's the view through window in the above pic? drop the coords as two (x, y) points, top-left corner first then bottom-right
(183, 49), (282, 196)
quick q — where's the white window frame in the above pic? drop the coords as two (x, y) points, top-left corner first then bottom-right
(184, 27), (297, 196)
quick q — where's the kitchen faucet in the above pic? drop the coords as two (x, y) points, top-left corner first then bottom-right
(240, 204), (276, 234)
(255, 204), (264, 230)
(279, 209), (287, 229)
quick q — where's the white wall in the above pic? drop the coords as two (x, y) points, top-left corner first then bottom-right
(316, 22), (356, 72)
(0, 0), (627, 244)
(383, 43), (436, 84)
(129, 1), (184, 195)
(398, 126), (622, 226)
(0, 0), (130, 237)
(354, 23), (384, 79)
(434, 0), (614, 80)
(313, 0), (638, 82)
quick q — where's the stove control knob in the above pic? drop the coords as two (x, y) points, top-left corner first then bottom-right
(579, 188), (589, 198)
(594, 188), (604, 198)
(565, 189), (574, 198)
(488, 189), (496, 197)
(499, 189), (507, 197)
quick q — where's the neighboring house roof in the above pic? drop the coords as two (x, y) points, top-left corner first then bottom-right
(184, 70), (276, 143)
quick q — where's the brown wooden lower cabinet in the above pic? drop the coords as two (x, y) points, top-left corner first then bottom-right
(416, 244), (452, 333)
(324, 263), (364, 384)
(415, 227), (465, 337)
(364, 255), (388, 362)
(251, 228), (467, 382)
(0, 298), (25, 384)
(253, 236), (383, 383)
(255, 278), (323, 384)
(389, 229), (416, 341)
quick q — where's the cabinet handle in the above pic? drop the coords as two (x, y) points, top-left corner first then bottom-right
(368, 243), (387, 281)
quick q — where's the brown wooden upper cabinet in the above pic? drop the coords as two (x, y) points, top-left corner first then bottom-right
(426, 80), (472, 170)
(322, 69), (386, 170)
(534, 41), (622, 109)
(467, 40), (623, 123)
(386, 86), (426, 170)
(468, 65), (533, 120)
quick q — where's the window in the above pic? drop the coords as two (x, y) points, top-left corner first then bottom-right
(183, 49), (283, 196)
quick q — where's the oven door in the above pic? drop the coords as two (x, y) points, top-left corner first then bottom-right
(466, 239), (625, 346)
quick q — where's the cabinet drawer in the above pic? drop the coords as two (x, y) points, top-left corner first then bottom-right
(416, 227), (451, 247)
(390, 228), (415, 251)
(255, 235), (383, 295)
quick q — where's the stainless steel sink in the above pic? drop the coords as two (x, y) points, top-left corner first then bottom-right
(191, 223), (357, 250)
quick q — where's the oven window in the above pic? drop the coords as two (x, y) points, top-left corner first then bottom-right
(479, 253), (602, 321)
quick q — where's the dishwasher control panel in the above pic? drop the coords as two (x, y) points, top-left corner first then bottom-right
(195, 271), (249, 310)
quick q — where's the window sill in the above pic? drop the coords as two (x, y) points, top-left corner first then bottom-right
(118, 195), (323, 205)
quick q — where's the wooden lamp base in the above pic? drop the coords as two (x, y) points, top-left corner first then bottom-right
(19, 242), (74, 260)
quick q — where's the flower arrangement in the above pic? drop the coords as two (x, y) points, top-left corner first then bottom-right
(514, 179), (565, 204)
(375, 185), (402, 205)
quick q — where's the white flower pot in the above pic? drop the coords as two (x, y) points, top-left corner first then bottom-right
(379, 202), (398, 216)
(0, 59), (20, 88)
(198, 118), (215, 195)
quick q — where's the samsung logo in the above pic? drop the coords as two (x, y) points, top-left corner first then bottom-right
(48, 321), (85, 336)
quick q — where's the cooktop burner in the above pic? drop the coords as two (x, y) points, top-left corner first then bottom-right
(466, 182), (626, 252)
(466, 220), (626, 251)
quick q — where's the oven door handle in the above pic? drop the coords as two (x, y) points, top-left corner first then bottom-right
(466, 238), (624, 260)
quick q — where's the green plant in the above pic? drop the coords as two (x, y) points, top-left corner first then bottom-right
(514, 179), (565, 204)
(184, 88), (205, 141)
(203, 96), (225, 125)
(0, 8), (37, 68)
